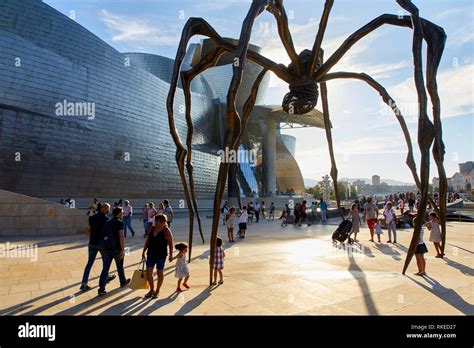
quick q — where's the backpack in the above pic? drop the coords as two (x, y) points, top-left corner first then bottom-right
(100, 220), (116, 250)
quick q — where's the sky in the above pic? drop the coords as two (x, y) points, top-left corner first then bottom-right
(43, 0), (474, 184)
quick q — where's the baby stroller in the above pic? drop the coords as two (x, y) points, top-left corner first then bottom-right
(332, 220), (353, 245)
(281, 214), (295, 227)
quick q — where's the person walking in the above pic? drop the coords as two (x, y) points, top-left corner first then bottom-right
(310, 201), (318, 223)
(364, 197), (379, 242)
(226, 207), (236, 242)
(238, 206), (248, 238)
(157, 202), (165, 215)
(398, 196), (405, 215)
(141, 204), (148, 236)
(163, 199), (174, 228)
(383, 202), (397, 243)
(260, 201), (266, 220)
(255, 201), (261, 222)
(294, 203), (301, 226)
(408, 195), (415, 213)
(80, 203), (115, 291)
(299, 200), (308, 226)
(212, 237), (225, 285)
(269, 202), (275, 221)
(285, 203), (291, 218)
(145, 202), (157, 238)
(170, 242), (190, 292)
(123, 200), (135, 238)
(247, 202), (254, 223)
(142, 214), (174, 299)
(320, 199), (328, 223)
(97, 207), (130, 296)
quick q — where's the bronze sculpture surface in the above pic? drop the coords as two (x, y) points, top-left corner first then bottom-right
(166, 0), (448, 284)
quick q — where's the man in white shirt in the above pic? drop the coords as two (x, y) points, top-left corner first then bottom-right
(383, 202), (397, 243)
(238, 206), (248, 238)
(123, 200), (135, 238)
(255, 202), (261, 222)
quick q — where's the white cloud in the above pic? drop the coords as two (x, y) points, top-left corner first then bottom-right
(390, 63), (474, 119)
(434, 6), (472, 20)
(99, 9), (181, 46)
(448, 28), (474, 49)
(295, 136), (406, 158)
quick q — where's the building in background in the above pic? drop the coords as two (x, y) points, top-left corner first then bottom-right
(0, 0), (326, 203)
(434, 161), (474, 192)
(372, 175), (381, 186)
(459, 161), (474, 175)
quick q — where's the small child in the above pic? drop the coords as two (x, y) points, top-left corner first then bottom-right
(171, 242), (190, 292)
(212, 237), (225, 285)
(426, 212), (444, 258)
(226, 207), (236, 242)
(374, 219), (383, 243)
(413, 217), (428, 276)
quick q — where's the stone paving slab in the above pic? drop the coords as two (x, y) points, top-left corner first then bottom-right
(0, 217), (472, 315)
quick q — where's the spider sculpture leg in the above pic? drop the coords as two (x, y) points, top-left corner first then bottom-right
(424, 25), (448, 255)
(307, 0), (334, 75)
(396, 0), (435, 275)
(180, 47), (226, 261)
(208, 0), (269, 285)
(230, 68), (269, 210)
(319, 81), (343, 219)
(313, 10), (446, 273)
(267, 0), (303, 76)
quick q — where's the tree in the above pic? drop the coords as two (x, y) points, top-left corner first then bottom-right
(313, 185), (322, 199)
(330, 181), (347, 201)
(305, 185), (322, 199)
(319, 175), (332, 201)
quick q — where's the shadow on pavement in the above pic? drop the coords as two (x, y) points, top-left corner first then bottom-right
(408, 274), (473, 315)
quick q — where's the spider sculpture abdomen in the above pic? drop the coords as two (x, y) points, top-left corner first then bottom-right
(282, 79), (319, 115)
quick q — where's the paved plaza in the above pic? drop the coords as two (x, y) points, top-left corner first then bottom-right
(0, 217), (472, 315)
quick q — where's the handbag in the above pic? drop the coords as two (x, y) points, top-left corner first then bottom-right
(129, 258), (149, 290)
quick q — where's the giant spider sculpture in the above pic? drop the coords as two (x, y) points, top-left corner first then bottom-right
(167, 0), (448, 284)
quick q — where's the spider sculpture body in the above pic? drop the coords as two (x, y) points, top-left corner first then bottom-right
(167, 0), (448, 284)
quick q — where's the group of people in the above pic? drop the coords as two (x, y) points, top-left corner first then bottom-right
(140, 200), (174, 238)
(220, 201), (278, 242)
(80, 198), (226, 298)
(280, 199), (329, 226)
(222, 201), (276, 224)
(345, 195), (444, 276)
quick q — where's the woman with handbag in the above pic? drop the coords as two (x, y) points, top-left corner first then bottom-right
(141, 214), (174, 299)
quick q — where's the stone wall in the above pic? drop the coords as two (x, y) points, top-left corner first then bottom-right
(0, 189), (88, 236)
